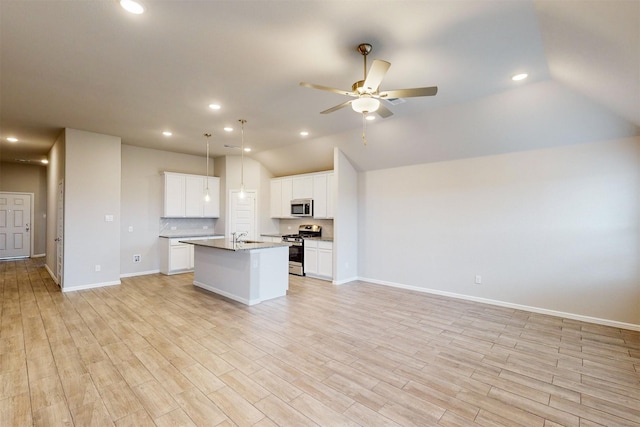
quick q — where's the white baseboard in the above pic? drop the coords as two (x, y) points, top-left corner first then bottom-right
(358, 276), (640, 332)
(193, 280), (259, 306)
(44, 263), (58, 284)
(333, 276), (358, 286)
(120, 269), (160, 278)
(62, 280), (121, 293)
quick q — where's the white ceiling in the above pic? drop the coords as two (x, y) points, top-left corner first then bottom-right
(1, 0), (638, 176)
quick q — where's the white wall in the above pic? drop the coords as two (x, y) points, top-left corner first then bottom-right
(120, 144), (217, 276)
(334, 148), (359, 284)
(63, 129), (121, 290)
(45, 131), (64, 281)
(0, 162), (47, 256)
(218, 155), (274, 237)
(358, 137), (640, 327)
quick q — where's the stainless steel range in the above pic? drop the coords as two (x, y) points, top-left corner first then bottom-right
(282, 224), (321, 276)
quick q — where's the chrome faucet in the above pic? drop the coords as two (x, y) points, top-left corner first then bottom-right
(233, 232), (248, 244)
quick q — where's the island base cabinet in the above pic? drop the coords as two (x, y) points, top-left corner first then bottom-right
(303, 240), (333, 281)
(193, 245), (289, 305)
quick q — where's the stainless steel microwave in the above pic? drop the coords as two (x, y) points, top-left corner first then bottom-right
(290, 199), (313, 217)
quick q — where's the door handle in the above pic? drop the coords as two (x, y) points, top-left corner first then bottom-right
(25, 223), (30, 232)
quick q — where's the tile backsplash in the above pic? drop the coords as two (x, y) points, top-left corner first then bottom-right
(279, 218), (333, 238)
(160, 218), (216, 233)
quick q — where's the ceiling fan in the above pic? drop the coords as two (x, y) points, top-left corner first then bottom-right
(300, 43), (438, 118)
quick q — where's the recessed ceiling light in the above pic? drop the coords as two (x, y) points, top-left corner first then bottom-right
(224, 127), (233, 132)
(365, 115), (376, 121)
(512, 73), (528, 81)
(120, 0), (144, 14)
(300, 131), (309, 136)
(209, 104), (221, 110)
(244, 148), (251, 152)
(162, 131), (172, 136)
(7, 137), (18, 142)
(41, 159), (49, 164)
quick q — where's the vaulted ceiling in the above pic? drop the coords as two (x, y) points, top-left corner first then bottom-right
(1, 1), (638, 176)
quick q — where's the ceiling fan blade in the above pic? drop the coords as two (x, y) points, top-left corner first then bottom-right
(380, 86), (438, 98)
(320, 100), (352, 114)
(362, 59), (390, 93)
(300, 82), (354, 96)
(376, 104), (394, 118)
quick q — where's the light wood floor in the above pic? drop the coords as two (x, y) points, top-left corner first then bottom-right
(1, 259), (639, 426)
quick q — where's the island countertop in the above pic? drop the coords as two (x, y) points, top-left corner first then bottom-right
(180, 238), (289, 252)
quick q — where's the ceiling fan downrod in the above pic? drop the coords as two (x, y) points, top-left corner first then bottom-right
(357, 43), (372, 81)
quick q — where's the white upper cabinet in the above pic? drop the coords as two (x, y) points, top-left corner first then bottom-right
(185, 175), (205, 217)
(312, 172), (334, 219)
(203, 176), (221, 218)
(280, 178), (293, 218)
(270, 177), (292, 218)
(326, 172), (334, 219)
(270, 171), (333, 219)
(163, 172), (220, 218)
(312, 174), (328, 218)
(164, 173), (186, 217)
(292, 176), (313, 199)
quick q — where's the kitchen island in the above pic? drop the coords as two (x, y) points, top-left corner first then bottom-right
(180, 238), (289, 306)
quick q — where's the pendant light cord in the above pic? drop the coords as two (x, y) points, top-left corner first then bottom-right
(204, 133), (212, 191)
(239, 119), (247, 192)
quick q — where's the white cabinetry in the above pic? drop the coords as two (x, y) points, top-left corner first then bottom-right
(312, 172), (334, 219)
(271, 178), (292, 218)
(164, 174), (186, 217)
(160, 236), (223, 275)
(292, 176), (313, 199)
(281, 178), (292, 218)
(204, 177), (220, 217)
(163, 172), (220, 218)
(304, 240), (333, 280)
(270, 171), (333, 219)
(159, 238), (193, 275)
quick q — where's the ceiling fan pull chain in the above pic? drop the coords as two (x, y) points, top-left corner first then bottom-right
(362, 113), (367, 146)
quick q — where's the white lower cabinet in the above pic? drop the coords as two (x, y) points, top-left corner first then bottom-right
(160, 236), (222, 275)
(304, 240), (333, 280)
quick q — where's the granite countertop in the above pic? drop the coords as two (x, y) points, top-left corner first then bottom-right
(180, 238), (289, 252)
(260, 233), (283, 237)
(304, 236), (334, 242)
(160, 230), (223, 238)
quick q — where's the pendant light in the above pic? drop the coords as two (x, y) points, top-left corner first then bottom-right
(238, 119), (247, 199)
(204, 133), (212, 202)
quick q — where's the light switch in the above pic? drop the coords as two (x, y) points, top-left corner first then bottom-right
(128, 226), (134, 232)
(105, 214), (114, 222)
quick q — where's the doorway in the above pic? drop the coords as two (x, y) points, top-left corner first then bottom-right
(228, 190), (257, 240)
(0, 192), (33, 259)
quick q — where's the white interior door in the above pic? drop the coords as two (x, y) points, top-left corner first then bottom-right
(229, 190), (257, 240)
(56, 180), (64, 286)
(0, 192), (32, 259)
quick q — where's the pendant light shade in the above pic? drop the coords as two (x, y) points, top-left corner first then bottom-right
(351, 95), (380, 113)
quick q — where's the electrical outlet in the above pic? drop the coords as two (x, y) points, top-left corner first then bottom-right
(128, 226), (134, 232)
(133, 254), (141, 263)
(475, 275), (482, 284)
(95, 265), (101, 272)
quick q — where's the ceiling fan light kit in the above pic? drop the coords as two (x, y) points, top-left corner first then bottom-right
(351, 95), (380, 114)
(300, 42), (438, 144)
